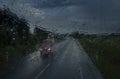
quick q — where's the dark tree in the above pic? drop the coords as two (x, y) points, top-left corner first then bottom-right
(34, 27), (48, 43)
(0, 8), (31, 46)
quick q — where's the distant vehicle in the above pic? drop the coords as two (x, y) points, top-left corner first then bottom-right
(39, 39), (54, 57)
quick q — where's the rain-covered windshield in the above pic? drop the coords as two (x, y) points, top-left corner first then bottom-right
(0, 0), (120, 79)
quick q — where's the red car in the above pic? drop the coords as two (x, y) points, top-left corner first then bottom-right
(39, 39), (54, 57)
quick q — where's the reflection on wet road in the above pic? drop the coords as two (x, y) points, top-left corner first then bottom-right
(0, 38), (103, 79)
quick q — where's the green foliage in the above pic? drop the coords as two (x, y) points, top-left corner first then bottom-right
(0, 44), (38, 64)
(0, 8), (49, 64)
(34, 27), (48, 43)
(70, 31), (79, 38)
(77, 35), (120, 79)
(0, 8), (30, 46)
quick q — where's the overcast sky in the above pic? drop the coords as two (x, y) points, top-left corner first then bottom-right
(0, 0), (120, 34)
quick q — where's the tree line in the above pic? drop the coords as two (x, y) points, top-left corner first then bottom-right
(0, 8), (48, 47)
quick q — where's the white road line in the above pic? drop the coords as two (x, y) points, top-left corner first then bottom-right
(34, 64), (50, 79)
(80, 65), (84, 79)
(74, 40), (84, 79)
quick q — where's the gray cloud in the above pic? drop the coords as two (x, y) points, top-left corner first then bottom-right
(0, 0), (120, 34)
(32, 0), (88, 8)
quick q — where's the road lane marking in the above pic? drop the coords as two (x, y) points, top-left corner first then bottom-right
(80, 66), (84, 79)
(74, 40), (84, 79)
(34, 64), (50, 79)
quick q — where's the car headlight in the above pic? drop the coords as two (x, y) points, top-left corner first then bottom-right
(40, 48), (43, 51)
(48, 48), (51, 51)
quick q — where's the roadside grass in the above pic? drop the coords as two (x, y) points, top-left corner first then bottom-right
(77, 35), (120, 79)
(0, 44), (38, 64)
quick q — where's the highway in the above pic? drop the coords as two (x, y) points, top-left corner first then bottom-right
(0, 38), (103, 79)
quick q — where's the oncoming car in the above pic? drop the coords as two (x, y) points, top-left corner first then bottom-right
(39, 39), (54, 57)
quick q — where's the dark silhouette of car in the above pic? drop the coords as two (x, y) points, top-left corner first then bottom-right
(39, 39), (54, 57)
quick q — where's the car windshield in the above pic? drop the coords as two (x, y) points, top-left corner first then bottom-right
(1, 1), (120, 79)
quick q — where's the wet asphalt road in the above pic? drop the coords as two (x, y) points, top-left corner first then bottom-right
(0, 38), (103, 79)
